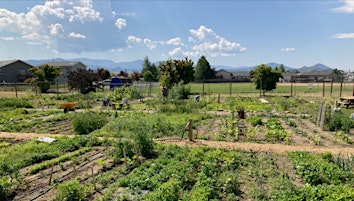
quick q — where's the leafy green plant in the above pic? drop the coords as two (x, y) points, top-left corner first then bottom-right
(55, 179), (85, 201)
(246, 116), (263, 126)
(72, 111), (107, 134)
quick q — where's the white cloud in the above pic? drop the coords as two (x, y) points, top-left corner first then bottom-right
(143, 38), (157, 49)
(281, 47), (296, 52)
(333, 33), (354, 38)
(1, 37), (15, 41)
(187, 25), (246, 57)
(128, 35), (142, 44)
(68, 32), (86, 39)
(332, 0), (354, 13)
(115, 18), (127, 30)
(0, 0), (127, 53)
(168, 47), (184, 57)
(166, 37), (183, 46)
(49, 23), (64, 36)
(128, 35), (157, 49)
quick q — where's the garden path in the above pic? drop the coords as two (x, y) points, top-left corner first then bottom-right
(2, 131), (354, 156)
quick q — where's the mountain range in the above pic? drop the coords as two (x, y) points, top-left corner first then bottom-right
(25, 58), (333, 73)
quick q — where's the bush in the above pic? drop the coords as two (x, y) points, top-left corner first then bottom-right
(133, 131), (156, 159)
(55, 179), (85, 201)
(246, 116), (263, 126)
(72, 112), (107, 134)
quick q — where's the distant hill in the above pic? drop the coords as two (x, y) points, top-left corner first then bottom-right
(297, 63), (332, 72)
(26, 58), (144, 72)
(26, 58), (333, 73)
(213, 63), (295, 72)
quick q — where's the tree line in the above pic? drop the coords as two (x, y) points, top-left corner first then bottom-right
(26, 56), (291, 96)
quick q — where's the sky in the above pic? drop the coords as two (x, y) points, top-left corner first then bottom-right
(0, 0), (353, 70)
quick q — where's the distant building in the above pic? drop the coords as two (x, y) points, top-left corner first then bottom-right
(0, 60), (34, 83)
(296, 71), (340, 82)
(215, 69), (251, 82)
(40, 61), (87, 83)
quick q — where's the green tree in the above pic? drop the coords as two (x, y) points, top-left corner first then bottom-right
(67, 69), (98, 94)
(143, 71), (154, 96)
(97, 67), (111, 80)
(158, 58), (195, 89)
(195, 56), (215, 82)
(28, 64), (62, 93)
(250, 64), (282, 96)
(141, 56), (158, 81)
(279, 64), (286, 73)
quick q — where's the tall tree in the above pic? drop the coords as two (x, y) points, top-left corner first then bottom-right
(97, 68), (111, 80)
(67, 69), (99, 94)
(194, 56), (215, 82)
(28, 64), (62, 93)
(141, 56), (158, 81)
(158, 58), (195, 89)
(250, 64), (282, 96)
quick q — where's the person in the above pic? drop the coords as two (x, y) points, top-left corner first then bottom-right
(161, 86), (168, 100)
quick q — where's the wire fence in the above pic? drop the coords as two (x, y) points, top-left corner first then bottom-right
(1, 81), (353, 99)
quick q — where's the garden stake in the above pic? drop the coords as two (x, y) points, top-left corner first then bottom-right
(48, 162), (55, 185)
(189, 119), (193, 141)
(91, 166), (96, 190)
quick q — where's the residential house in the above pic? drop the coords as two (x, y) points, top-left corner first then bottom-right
(40, 61), (87, 83)
(215, 69), (251, 82)
(0, 60), (34, 83)
(283, 71), (341, 83)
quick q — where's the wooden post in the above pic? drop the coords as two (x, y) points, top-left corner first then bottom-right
(218, 93), (220, 104)
(91, 166), (96, 190)
(322, 80), (325, 97)
(14, 82), (18, 98)
(290, 81), (293, 97)
(188, 119), (193, 141)
(330, 79), (333, 96)
(340, 74), (343, 97)
(320, 104), (326, 130)
(202, 77), (205, 97)
(48, 162), (55, 185)
(352, 77), (354, 96)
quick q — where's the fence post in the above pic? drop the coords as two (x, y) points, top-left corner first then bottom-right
(14, 82), (18, 98)
(340, 74), (343, 97)
(189, 119), (193, 141)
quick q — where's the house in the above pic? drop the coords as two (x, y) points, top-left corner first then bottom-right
(40, 61), (87, 83)
(0, 60), (34, 83)
(283, 71), (341, 83)
(215, 69), (251, 82)
(296, 71), (340, 83)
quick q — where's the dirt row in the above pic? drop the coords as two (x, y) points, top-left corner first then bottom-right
(2, 131), (354, 157)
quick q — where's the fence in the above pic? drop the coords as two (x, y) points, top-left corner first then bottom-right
(1, 81), (353, 99)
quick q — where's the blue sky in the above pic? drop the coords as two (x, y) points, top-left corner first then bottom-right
(0, 0), (353, 70)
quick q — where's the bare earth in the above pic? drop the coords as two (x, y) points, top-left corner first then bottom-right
(4, 132), (353, 156)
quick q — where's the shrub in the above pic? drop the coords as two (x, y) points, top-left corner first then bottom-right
(246, 116), (263, 126)
(133, 131), (156, 159)
(72, 112), (107, 134)
(55, 179), (85, 201)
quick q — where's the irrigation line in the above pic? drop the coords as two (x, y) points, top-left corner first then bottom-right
(23, 148), (103, 183)
(16, 150), (107, 200)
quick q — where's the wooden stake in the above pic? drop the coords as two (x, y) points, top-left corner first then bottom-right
(189, 119), (193, 141)
(91, 166), (96, 190)
(48, 162), (55, 185)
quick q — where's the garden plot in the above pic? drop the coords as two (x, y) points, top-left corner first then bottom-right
(2, 93), (354, 200)
(14, 147), (110, 201)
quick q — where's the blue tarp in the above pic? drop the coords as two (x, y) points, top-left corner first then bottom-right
(110, 77), (122, 90)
